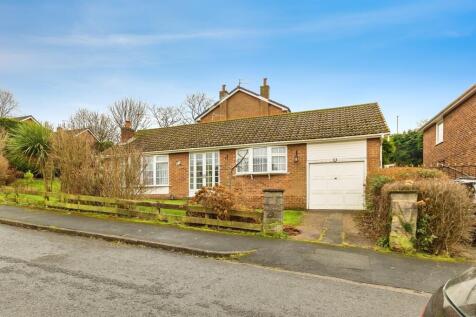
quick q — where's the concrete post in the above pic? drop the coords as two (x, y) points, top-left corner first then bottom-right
(262, 189), (284, 234)
(389, 191), (418, 253)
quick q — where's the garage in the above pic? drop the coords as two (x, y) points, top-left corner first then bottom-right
(308, 161), (365, 210)
(307, 140), (368, 210)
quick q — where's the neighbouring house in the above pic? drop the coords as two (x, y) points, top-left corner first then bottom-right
(123, 79), (390, 210)
(56, 127), (99, 144)
(12, 115), (41, 125)
(420, 84), (476, 177)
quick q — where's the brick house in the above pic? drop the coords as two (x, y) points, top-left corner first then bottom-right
(123, 79), (389, 210)
(421, 84), (476, 175)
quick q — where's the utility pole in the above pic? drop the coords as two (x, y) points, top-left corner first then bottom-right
(396, 115), (399, 134)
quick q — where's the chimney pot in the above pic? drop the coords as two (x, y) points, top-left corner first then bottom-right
(219, 84), (228, 99)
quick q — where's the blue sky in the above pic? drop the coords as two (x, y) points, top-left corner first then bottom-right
(0, 0), (475, 132)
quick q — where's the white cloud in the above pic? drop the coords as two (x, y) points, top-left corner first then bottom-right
(34, 29), (254, 47)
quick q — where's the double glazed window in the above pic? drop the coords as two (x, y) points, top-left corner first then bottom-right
(436, 120), (444, 144)
(143, 155), (169, 186)
(189, 152), (219, 193)
(236, 146), (287, 174)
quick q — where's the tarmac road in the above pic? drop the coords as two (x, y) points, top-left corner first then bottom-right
(0, 224), (429, 316)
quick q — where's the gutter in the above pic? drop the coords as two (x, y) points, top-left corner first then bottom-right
(141, 132), (389, 155)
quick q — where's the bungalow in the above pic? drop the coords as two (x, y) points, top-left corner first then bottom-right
(123, 79), (390, 210)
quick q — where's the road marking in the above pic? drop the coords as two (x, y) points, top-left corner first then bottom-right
(223, 260), (432, 297)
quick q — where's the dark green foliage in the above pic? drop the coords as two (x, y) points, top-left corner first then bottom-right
(382, 137), (395, 165)
(392, 130), (423, 166)
(415, 213), (434, 252)
(95, 140), (114, 152)
(0, 118), (20, 132)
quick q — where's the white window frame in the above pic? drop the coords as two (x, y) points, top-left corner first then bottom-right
(236, 146), (287, 175)
(436, 120), (444, 144)
(189, 151), (220, 195)
(143, 155), (169, 187)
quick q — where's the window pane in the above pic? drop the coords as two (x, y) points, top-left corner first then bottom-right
(214, 152), (219, 184)
(253, 147), (267, 173)
(271, 146), (286, 154)
(189, 154), (195, 190)
(196, 154), (203, 189)
(143, 156), (154, 185)
(206, 153), (213, 187)
(272, 156), (286, 171)
(156, 162), (168, 185)
(237, 149), (249, 173)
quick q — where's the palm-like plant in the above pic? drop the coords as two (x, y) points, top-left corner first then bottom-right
(7, 123), (53, 191)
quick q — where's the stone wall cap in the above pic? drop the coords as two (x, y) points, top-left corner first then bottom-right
(388, 190), (418, 194)
(263, 188), (285, 193)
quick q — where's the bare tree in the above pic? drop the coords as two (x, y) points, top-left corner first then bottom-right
(67, 108), (118, 142)
(0, 89), (18, 117)
(109, 97), (150, 131)
(180, 93), (214, 123)
(150, 105), (183, 128)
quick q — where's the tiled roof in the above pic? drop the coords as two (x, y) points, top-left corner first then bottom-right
(131, 103), (389, 152)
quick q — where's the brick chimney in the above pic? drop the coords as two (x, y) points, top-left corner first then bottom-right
(260, 78), (270, 99)
(219, 84), (228, 99)
(121, 120), (135, 143)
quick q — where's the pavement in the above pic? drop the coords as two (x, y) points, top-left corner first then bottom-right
(0, 224), (429, 316)
(0, 205), (473, 294)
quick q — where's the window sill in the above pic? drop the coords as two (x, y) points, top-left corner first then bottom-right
(435, 141), (444, 146)
(144, 184), (170, 188)
(235, 172), (288, 176)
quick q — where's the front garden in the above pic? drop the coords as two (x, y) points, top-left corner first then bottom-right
(358, 167), (475, 258)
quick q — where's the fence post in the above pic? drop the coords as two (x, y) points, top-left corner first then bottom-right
(389, 191), (418, 253)
(262, 189), (284, 234)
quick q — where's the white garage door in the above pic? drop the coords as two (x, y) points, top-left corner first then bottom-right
(308, 161), (365, 210)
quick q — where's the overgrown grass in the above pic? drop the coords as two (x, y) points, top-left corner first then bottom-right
(284, 210), (304, 226)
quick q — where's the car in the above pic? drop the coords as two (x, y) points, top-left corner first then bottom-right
(421, 267), (476, 316)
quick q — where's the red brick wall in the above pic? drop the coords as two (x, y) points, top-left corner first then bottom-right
(168, 152), (189, 198)
(150, 139), (380, 208)
(200, 91), (287, 123)
(367, 138), (382, 173)
(219, 144), (307, 209)
(423, 93), (476, 167)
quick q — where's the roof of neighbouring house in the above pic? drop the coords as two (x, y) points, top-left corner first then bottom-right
(130, 103), (389, 153)
(57, 128), (99, 142)
(195, 86), (291, 121)
(11, 115), (41, 125)
(420, 83), (476, 131)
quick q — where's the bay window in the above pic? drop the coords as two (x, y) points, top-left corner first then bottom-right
(143, 155), (169, 186)
(236, 146), (287, 174)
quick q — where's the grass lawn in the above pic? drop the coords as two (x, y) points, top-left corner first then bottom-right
(283, 210), (304, 226)
(12, 178), (61, 192)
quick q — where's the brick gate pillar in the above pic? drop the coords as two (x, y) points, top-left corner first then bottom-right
(262, 189), (284, 234)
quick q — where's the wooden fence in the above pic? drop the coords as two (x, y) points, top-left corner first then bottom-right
(0, 186), (263, 232)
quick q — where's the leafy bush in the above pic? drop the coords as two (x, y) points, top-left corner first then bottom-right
(6, 123), (53, 190)
(360, 167), (446, 240)
(360, 170), (475, 255)
(416, 180), (474, 255)
(192, 185), (235, 220)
